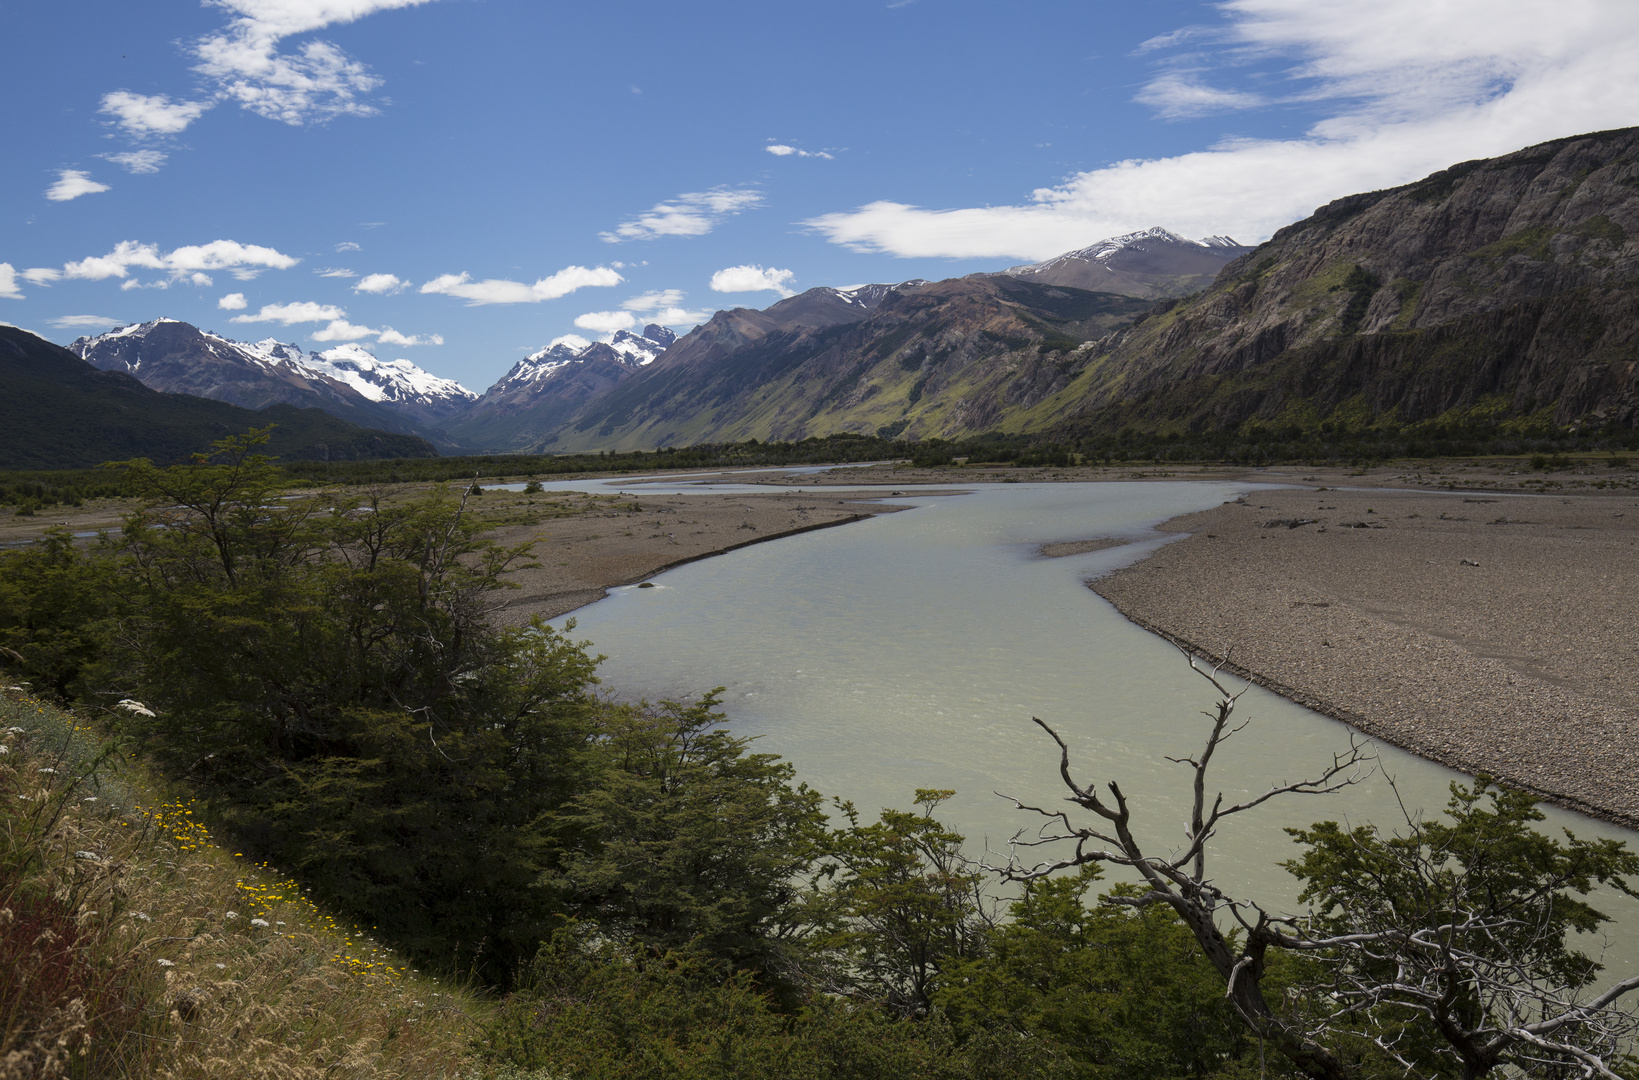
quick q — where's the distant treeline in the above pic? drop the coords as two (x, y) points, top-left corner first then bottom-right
(4, 423), (1637, 510)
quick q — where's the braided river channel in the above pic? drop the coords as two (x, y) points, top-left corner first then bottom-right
(516, 473), (1639, 977)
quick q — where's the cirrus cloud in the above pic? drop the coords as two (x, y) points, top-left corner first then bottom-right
(420, 265), (623, 305)
(48, 315), (122, 330)
(805, 0), (1639, 260)
(600, 187), (764, 242)
(765, 142), (834, 159)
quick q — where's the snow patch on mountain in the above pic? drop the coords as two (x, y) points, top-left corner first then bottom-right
(1006, 227), (1244, 275)
(309, 343), (476, 406)
(492, 324), (674, 393)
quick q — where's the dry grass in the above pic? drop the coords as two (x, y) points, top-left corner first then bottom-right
(0, 688), (493, 1080)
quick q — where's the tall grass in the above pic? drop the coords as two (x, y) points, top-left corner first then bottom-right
(0, 688), (490, 1079)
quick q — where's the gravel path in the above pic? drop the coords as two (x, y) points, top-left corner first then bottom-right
(1090, 486), (1639, 827)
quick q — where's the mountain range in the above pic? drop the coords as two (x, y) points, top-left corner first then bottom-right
(0, 324), (436, 470)
(18, 129), (1639, 468)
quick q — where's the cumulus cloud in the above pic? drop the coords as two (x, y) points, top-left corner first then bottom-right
(710, 264), (797, 296)
(22, 239), (299, 289)
(191, 0), (439, 125)
(765, 143), (834, 159)
(600, 187), (763, 242)
(309, 318), (377, 341)
(419, 265), (623, 305)
(99, 91), (213, 137)
(45, 170), (112, 202)
(375, 327), (443, 346)
(353, 272), (405, 294)
(573, 310), (638, 334)
(101, 150), (169, 174)
(48, 315), (121, 330)
(227, 298), (441, 345)
(615, 288), (712, 325)
(231, 301), (346, 325)
(219, 292), (248, 309)
(0, 264), (21, 300)
(805, 0), (1639, 260)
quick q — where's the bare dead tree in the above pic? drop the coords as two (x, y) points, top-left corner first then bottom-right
(995, 647), (1639, 1080)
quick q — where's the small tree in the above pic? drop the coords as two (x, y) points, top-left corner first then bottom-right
(1000, 651), (1639, 1080)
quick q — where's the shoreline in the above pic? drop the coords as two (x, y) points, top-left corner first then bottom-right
(1087, 485), (1639, 831)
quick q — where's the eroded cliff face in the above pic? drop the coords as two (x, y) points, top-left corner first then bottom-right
(1050, 128), (1639, 433)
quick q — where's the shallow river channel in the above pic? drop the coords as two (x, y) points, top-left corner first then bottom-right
(517, 474), (1639, 976)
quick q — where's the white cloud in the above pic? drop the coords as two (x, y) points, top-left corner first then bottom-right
(650, 305), (713, 325)
(335, 240), (361, 252)
(600, 187), (763, 242)
(48, 315), (121, 330)
(317, 267), (357, 278)
(375, 327), (443, 346)
(805, 0), (1639, 259)
(0, 264), (21, 300)
(1132, 72), (1264, 119)
(573, 310), (638, 334)
(25, 240), (300, 290)
(354, 272), (405, 294)
(192, 0), (439, 125)
(622, 289), (685, 311)
(101, 150), (169, 174)
(710, 264), (797, 296)
(419, 265), (623, 305)
(765, 143), (834, 159)
(219, 292), (249, 309)
(232, 301), (346, 325)
(547, 333), (592, 352)
(99, 92), (213, 137)
(310, 318), (378, 341)
(45, 170), (112, 202)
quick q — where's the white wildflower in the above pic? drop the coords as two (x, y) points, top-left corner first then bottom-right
(223, 911), (238, 920)
(81, 796), (97, 802)
(116, 699), (156, 717)
(74, 850), (100, 861)
(215, 963), (226, 969)
(0, 746), (9, 755)
(157, 958), (175, 967)
(250, 918), (269, 928)
(38, 767), (56, 774)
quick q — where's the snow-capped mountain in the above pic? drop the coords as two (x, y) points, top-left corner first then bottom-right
(305, 343), (475, 425)
(69, 318), (474, 439)
(439, 324), (676, 451)
(999, 227), (1254, 298)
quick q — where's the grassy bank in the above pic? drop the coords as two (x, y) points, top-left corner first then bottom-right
(0, 688), (489, 1080)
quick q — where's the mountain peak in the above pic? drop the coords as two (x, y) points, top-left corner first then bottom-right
(998, 228), (1254, 299)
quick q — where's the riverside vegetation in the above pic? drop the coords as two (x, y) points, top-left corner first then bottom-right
(4, 430), (1639, 1079)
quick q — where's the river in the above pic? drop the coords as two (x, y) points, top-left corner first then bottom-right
(513, 473), (1639, 976)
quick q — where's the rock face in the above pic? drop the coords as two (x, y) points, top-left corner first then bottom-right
(1041, 128), (1639, 434)
(543, 278), (1151, 450)
(69, 320), (473, 442)
(997, 227), (1253, 299)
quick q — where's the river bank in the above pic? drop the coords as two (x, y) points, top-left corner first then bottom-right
(1088, 484), (1639, 829)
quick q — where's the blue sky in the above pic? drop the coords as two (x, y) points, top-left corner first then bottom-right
(5, 0), (1638, 394)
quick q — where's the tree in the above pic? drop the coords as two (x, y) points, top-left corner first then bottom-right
(939, 868), (1277, 1079)
(811, 789), (997, 1018)
(999, 650), (1639, 1080)
(546, 692), (830, 983)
